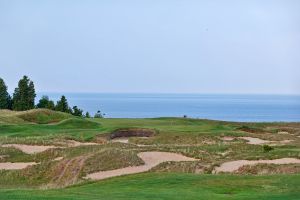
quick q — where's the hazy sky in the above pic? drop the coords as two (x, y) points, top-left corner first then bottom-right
(0, 0), (299, 94)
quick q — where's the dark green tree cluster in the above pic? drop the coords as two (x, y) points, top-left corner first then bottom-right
(1, 76), (103, 118)
(12, 76), (36, 111)
(0, 78), (12, 109)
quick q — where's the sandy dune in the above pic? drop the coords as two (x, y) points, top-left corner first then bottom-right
(86, 152), (197, 180)
(214, 158), (300, 173)
(0, 162), (37, 170)
(2, 144), (56, 154)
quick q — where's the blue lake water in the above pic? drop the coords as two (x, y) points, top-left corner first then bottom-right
(37, 93), (300, 122)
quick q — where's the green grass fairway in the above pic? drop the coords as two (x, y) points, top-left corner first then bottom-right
(0, 173), (299, 200)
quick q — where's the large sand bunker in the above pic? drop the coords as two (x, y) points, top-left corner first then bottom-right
(0, 162), (37, 170)
(214, 158), (300, 173)
(2, 144), (56, 154)
(86, 152), (196, 180)
(1, 140), (100, 154)
(238, 137), (294, 145)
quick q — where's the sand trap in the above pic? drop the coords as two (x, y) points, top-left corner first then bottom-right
(2, 144), (56, 154)
(239, 137), (294, 145)
(238, 137), (270, 145)
(214, 158), (300, 173)
(111, 138), (129, 144)
(221, 137), (235, 141)
(53, 157), (64, 161)
(65, 140), (99, 147)
(85, 152), (197, 180)
(0, 162), (37, 170)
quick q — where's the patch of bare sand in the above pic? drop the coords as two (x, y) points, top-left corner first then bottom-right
(53, 157), (64, 161)
(85, 152), (197, 180)
(0, 162), (37, 170)
(111, 138), (129, 144)
(214, 158), (300, 173)
(239, 137), (294, 145)
(221, 136), (235, 141)
(64, 140), (99, 147)
(2, 144), (56, 154)
(238, 137), (270, 145)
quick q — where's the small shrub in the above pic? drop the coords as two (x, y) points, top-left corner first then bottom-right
(263, 145), (274, 152)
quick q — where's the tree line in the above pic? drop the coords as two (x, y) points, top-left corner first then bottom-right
(0, 76), (104, 118)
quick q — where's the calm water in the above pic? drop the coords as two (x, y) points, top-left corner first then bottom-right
(37, 93), (300, 122)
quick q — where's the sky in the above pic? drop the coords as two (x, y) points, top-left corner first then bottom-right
(0, 0), (299, 94)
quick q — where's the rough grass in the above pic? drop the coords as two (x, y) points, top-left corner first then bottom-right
(0, 110), (300, 197)
(0, 109), (72, 124)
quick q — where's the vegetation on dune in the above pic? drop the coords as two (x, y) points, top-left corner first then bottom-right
(0, 110), (299, 198)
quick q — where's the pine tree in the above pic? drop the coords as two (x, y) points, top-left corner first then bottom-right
(37, 96), (54, 109)
(12, 76), (36, 111)
(72, 106), (83, 117)
(0, 78), (10, 109)
(85, 112), (90, 118)
(55, 95), (70, 113)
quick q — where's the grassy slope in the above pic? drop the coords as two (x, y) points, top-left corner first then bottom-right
(0, 109), (300, 199)
(0, 173), (299, 200)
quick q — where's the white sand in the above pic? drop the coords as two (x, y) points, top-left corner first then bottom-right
(85, 152), (197, 180)
(238, 137), (270, 145)
(214, 158), (300, 173)
(2, 144), (56, 154)
(0, 162), (37, 170)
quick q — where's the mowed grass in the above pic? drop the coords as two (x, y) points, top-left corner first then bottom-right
(0, 173), (299, 200)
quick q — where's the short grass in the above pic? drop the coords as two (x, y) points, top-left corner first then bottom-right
(0, 173), (299, 200)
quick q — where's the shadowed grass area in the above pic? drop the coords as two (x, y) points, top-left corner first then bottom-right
(0, 173), (299, 200)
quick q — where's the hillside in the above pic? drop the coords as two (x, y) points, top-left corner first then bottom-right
(0, 109), (299, 199)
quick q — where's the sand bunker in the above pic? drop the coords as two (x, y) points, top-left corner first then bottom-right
(0, 162), (37, 170)
(86, 152), (197, 180)
(238, 137), (270, 145)
(214, 158), (300, 173)
(64, 140), (99, 147)
(2, 144), (56, 154)
(239, 137), (294, 145)
(2, 140), (100, 154)
(111, 138), (129, 144)
(221, 136), (235, 141)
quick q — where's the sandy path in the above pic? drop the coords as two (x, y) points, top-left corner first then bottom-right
(2, 144), (56, 154)
(0, 162), (37, 170)
(214, 158), (300, 173)
(86, 152), (197, 180)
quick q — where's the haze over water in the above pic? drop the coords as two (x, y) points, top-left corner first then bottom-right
(37, 93), (300, 122)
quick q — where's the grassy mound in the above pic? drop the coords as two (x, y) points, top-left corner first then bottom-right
(56, 118), (101, 129)
(15, 109), (72, 124)
(0, 109), (72, 124)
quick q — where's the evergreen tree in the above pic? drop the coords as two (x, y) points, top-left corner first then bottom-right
(85, 112), (90, 118)
(37, 95), (55, 110)
(37, 96), (50, 108)
(47, 100), (55, 110)
(55, 95), (70, 113)
(72, 106), (83, 117)
(12, 76), (36, 111)
(94, 110), (103, 118)
(0, 78), (10, 109)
